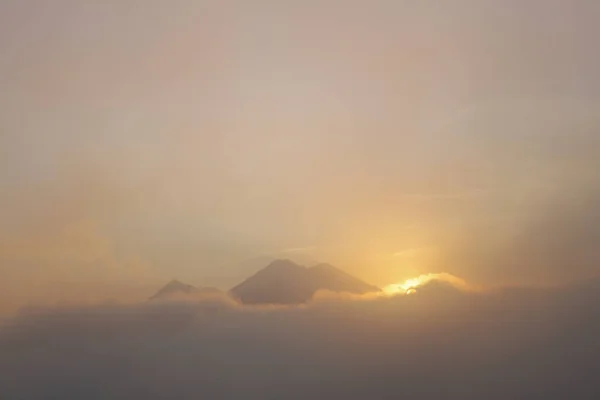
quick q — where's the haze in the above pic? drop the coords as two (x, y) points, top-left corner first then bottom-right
(3, 1), (600, 312)
(2, 1), (600, 398)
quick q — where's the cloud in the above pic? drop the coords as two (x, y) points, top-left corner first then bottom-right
(2, 279), (600, 399)
(380, 272), (477, 297)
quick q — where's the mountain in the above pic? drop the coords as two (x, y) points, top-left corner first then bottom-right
(230, 259), (380, 305)
(308, 263), (380, 294)
(149, 280), (223, 300)
(229, 259), (313, 305)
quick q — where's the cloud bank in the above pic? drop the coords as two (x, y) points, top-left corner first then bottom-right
(2, 279), (600, 399)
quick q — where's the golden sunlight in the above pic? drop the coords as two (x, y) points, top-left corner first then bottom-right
(382, 273), (470, 296)
(383, 277), (427, 296)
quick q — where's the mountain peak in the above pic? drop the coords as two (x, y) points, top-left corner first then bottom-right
(230, 261), (379, 305)
(264, 259), (306, 271)
(165, 279), (188, 288)
(150, 280), (222, 300)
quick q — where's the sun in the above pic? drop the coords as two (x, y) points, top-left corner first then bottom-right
(381, 273), (472, 297)
(382, 276), (428, 296)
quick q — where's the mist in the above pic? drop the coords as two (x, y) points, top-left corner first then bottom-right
(2, 280), (600, 399)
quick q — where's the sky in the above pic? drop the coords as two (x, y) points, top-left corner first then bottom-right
(2, 0), (600, 312)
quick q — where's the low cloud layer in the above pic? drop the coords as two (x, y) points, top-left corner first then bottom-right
(2, 279), (600, 399)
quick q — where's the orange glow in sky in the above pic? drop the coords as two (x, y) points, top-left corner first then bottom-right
(382, 273), (470, 296)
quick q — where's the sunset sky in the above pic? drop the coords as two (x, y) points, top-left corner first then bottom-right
(2, 0), (600, 312)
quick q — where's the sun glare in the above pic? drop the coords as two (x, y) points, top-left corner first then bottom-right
(382, 273), (469, 297)
(383, 277), (427, 296)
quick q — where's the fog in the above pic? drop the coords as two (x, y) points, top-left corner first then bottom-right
(2, 279), (599, 399)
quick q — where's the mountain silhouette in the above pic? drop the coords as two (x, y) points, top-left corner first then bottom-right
(308, 263), (380, 293)
(149, 280), (222, 300)
(230, 259), (379, 305)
